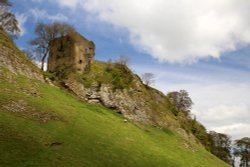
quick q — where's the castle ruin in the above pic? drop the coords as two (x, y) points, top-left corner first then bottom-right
(47, 32), (95, 73)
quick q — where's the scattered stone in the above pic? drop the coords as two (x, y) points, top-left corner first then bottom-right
(50, 142), (63, 147)
(176, 128), (189, 138)
(2, 100), (60, 123)
(183, 142), (196, 152)
(45, 77), (55, 86)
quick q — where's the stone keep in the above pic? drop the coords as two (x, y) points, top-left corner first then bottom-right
(48, 32), (95, 73)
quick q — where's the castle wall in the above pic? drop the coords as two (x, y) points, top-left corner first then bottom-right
(48, 33), (95, 73)
(74, 42), (95, 72)
(48, 36), (75, 72)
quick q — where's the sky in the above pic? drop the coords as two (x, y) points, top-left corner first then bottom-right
(11, 0), (250, 140)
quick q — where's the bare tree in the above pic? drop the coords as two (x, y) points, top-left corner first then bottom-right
(0, 0), (20, 37)
(23, 47), (38, 62)
(167, 90), (193, 113)
(116, 55), (129, 66)
(141, 73), (155, 86)
(30, 22), (75, 71)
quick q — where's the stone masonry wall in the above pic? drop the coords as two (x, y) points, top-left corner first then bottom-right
(48, 33), (95, 73)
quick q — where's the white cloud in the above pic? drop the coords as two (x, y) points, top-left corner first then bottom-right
(212, 123), (250, 139)
(53, 0), (250, 63)
(52, 0), (80, 9)
(30, 8), (68, 21)
(192, 103), (250, 135)
(16, 13), (28, 36)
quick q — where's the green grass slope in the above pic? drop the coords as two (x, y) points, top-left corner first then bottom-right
(0, 68), (229, 167)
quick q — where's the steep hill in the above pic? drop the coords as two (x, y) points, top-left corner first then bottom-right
(0, 28), (229, 167)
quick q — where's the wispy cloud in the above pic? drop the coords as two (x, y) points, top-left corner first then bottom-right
(15, 13), (28, 36)
(51, 0), (80, 9)
(29, 8), (68, 22)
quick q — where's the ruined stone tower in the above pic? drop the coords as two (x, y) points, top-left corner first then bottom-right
(48, 32), (95, 73)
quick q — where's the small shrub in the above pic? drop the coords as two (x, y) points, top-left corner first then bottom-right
(43, 72), (56, 81)
(79, 61), (133, 89)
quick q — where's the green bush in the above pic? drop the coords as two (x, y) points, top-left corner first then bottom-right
(43, 72), (56, 81)
(80, 61), (133, 89)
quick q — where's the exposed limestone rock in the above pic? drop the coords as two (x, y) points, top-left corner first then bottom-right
(0, 28), (44, 82)
(62, 74), (173, 126)
(44, 77), (55, 86)
(176, 128), (189, 138)
(64, 79), (85, 99)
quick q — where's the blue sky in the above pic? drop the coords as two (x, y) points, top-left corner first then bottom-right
(12, 0), (250, 139)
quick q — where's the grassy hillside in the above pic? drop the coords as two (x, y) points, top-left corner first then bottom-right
(0, 67), (229, 167)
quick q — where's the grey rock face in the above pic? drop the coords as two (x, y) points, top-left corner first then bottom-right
(64, 78), (154, 124)
(0, 28), (44, 82)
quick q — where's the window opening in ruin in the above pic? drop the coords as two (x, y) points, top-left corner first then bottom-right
(58, 42), (64, 51)
(79, 60), (83, 64)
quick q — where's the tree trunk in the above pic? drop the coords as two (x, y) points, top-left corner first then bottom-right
(41, 50), (48, 71)
(41, 55), (46, 71)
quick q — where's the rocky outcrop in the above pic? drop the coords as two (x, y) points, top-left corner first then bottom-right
(63, 72), (175, 128)
(85, 83), (152, 123)
(0, 28), (44, 82)
(64, 79), (147, 122)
